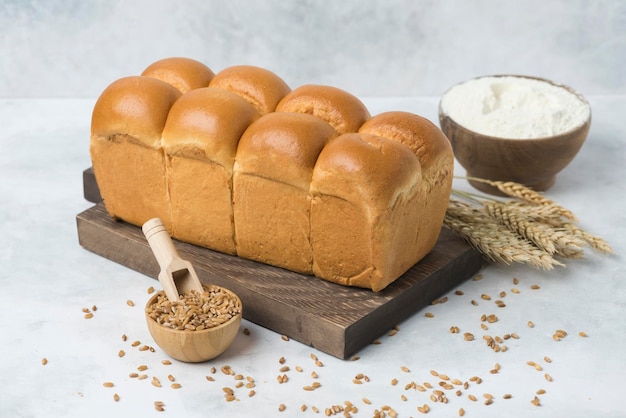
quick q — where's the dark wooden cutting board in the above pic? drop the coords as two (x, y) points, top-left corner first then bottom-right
(77, 168), (484, 359)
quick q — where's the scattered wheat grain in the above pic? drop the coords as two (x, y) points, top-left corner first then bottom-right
(154, 401), (165, 411)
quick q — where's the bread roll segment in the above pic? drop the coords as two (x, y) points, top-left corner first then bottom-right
(209, 65), (291, 115)
(359, 111), (454, 185)
(233, 112), (337, 273)
(276, 84), (371, 134)
(161, 87), (260, 254)
(310, 133), (424, 291)
(359, 111), (455, 258)
(90, 76), (182, 228)
(141, 57), (215, 94)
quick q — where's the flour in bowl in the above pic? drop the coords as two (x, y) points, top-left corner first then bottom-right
(440, 76), (590, 139)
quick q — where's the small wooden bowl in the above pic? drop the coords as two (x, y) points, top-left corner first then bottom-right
(145, 286), (242, 362)
(438, 75), (591, 195)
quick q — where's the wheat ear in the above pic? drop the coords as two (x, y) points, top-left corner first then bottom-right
(483, 201), (585, 258)
(562, 223), (615, 254)
(466, 177), (577, 221)
(445, 200), (563, 270)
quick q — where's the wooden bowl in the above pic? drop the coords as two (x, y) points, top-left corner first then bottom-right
(438, 75), (591, 195)
(145, 286), (242, 362)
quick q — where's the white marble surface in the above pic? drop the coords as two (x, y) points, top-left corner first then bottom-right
(0, 95), (624, 417)
(1, 0), (625, 98)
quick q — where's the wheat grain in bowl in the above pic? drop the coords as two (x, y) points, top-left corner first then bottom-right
(145, 285), (242, 362)
(438, 75), (591, 195)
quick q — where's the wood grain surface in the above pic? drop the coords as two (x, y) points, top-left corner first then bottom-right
(78, 168), (484, 359)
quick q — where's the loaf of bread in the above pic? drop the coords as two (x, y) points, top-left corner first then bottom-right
(90, 57), (454, 291)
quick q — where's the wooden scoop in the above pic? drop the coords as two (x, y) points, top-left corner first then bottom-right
(142, 218), (204, 301)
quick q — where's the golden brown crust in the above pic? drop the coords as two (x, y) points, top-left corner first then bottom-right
(162, 87), (260, 168)
(162, 87), (260, 254)
(359, 111), (454, 181)
(90, 76), (182, 229)
(141, 57), (215, 94)
(235, 112), (337, 188)
(275, 84), (371, 135)
(209, 65), (291, 115)
(310, 133), (423, 291)
(233, 113), (337, 273)
(311, 133), (421, 205)
(359, 111), (455, 273)
(91, 76), (182, 148)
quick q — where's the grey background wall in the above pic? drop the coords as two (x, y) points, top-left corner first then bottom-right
(1, 0), (624, 98)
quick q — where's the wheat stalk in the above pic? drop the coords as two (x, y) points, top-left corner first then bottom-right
(445, 177), (613, 269)
(444, 202), (563, 270)
(467, 177), (577, 221)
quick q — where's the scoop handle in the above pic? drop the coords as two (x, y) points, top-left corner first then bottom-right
(142, 218), (204, 301)
(142, 218), (180, 273)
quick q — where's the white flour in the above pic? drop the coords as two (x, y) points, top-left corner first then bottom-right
(440, 76), (590, 139)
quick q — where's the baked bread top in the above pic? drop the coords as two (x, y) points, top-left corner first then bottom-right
(141, 57), (215, 94)
(277, 84), (371, 134)
(162, 87), (261, 169)
(209, 65), (291, 115)
(91, 76), (182, 148)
